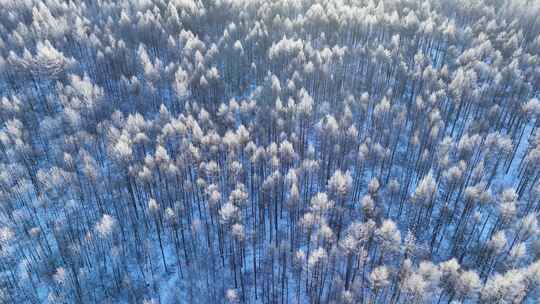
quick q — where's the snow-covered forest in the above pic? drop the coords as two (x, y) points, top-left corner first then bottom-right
(1, 0), (540, 303)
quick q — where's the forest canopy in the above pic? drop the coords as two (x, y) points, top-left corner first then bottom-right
(1, 0), (540, 303)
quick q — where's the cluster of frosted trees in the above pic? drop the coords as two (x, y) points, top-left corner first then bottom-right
(1, 0), (540, 303)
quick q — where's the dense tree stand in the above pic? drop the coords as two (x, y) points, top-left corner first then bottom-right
(1, 0), (540, 303)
